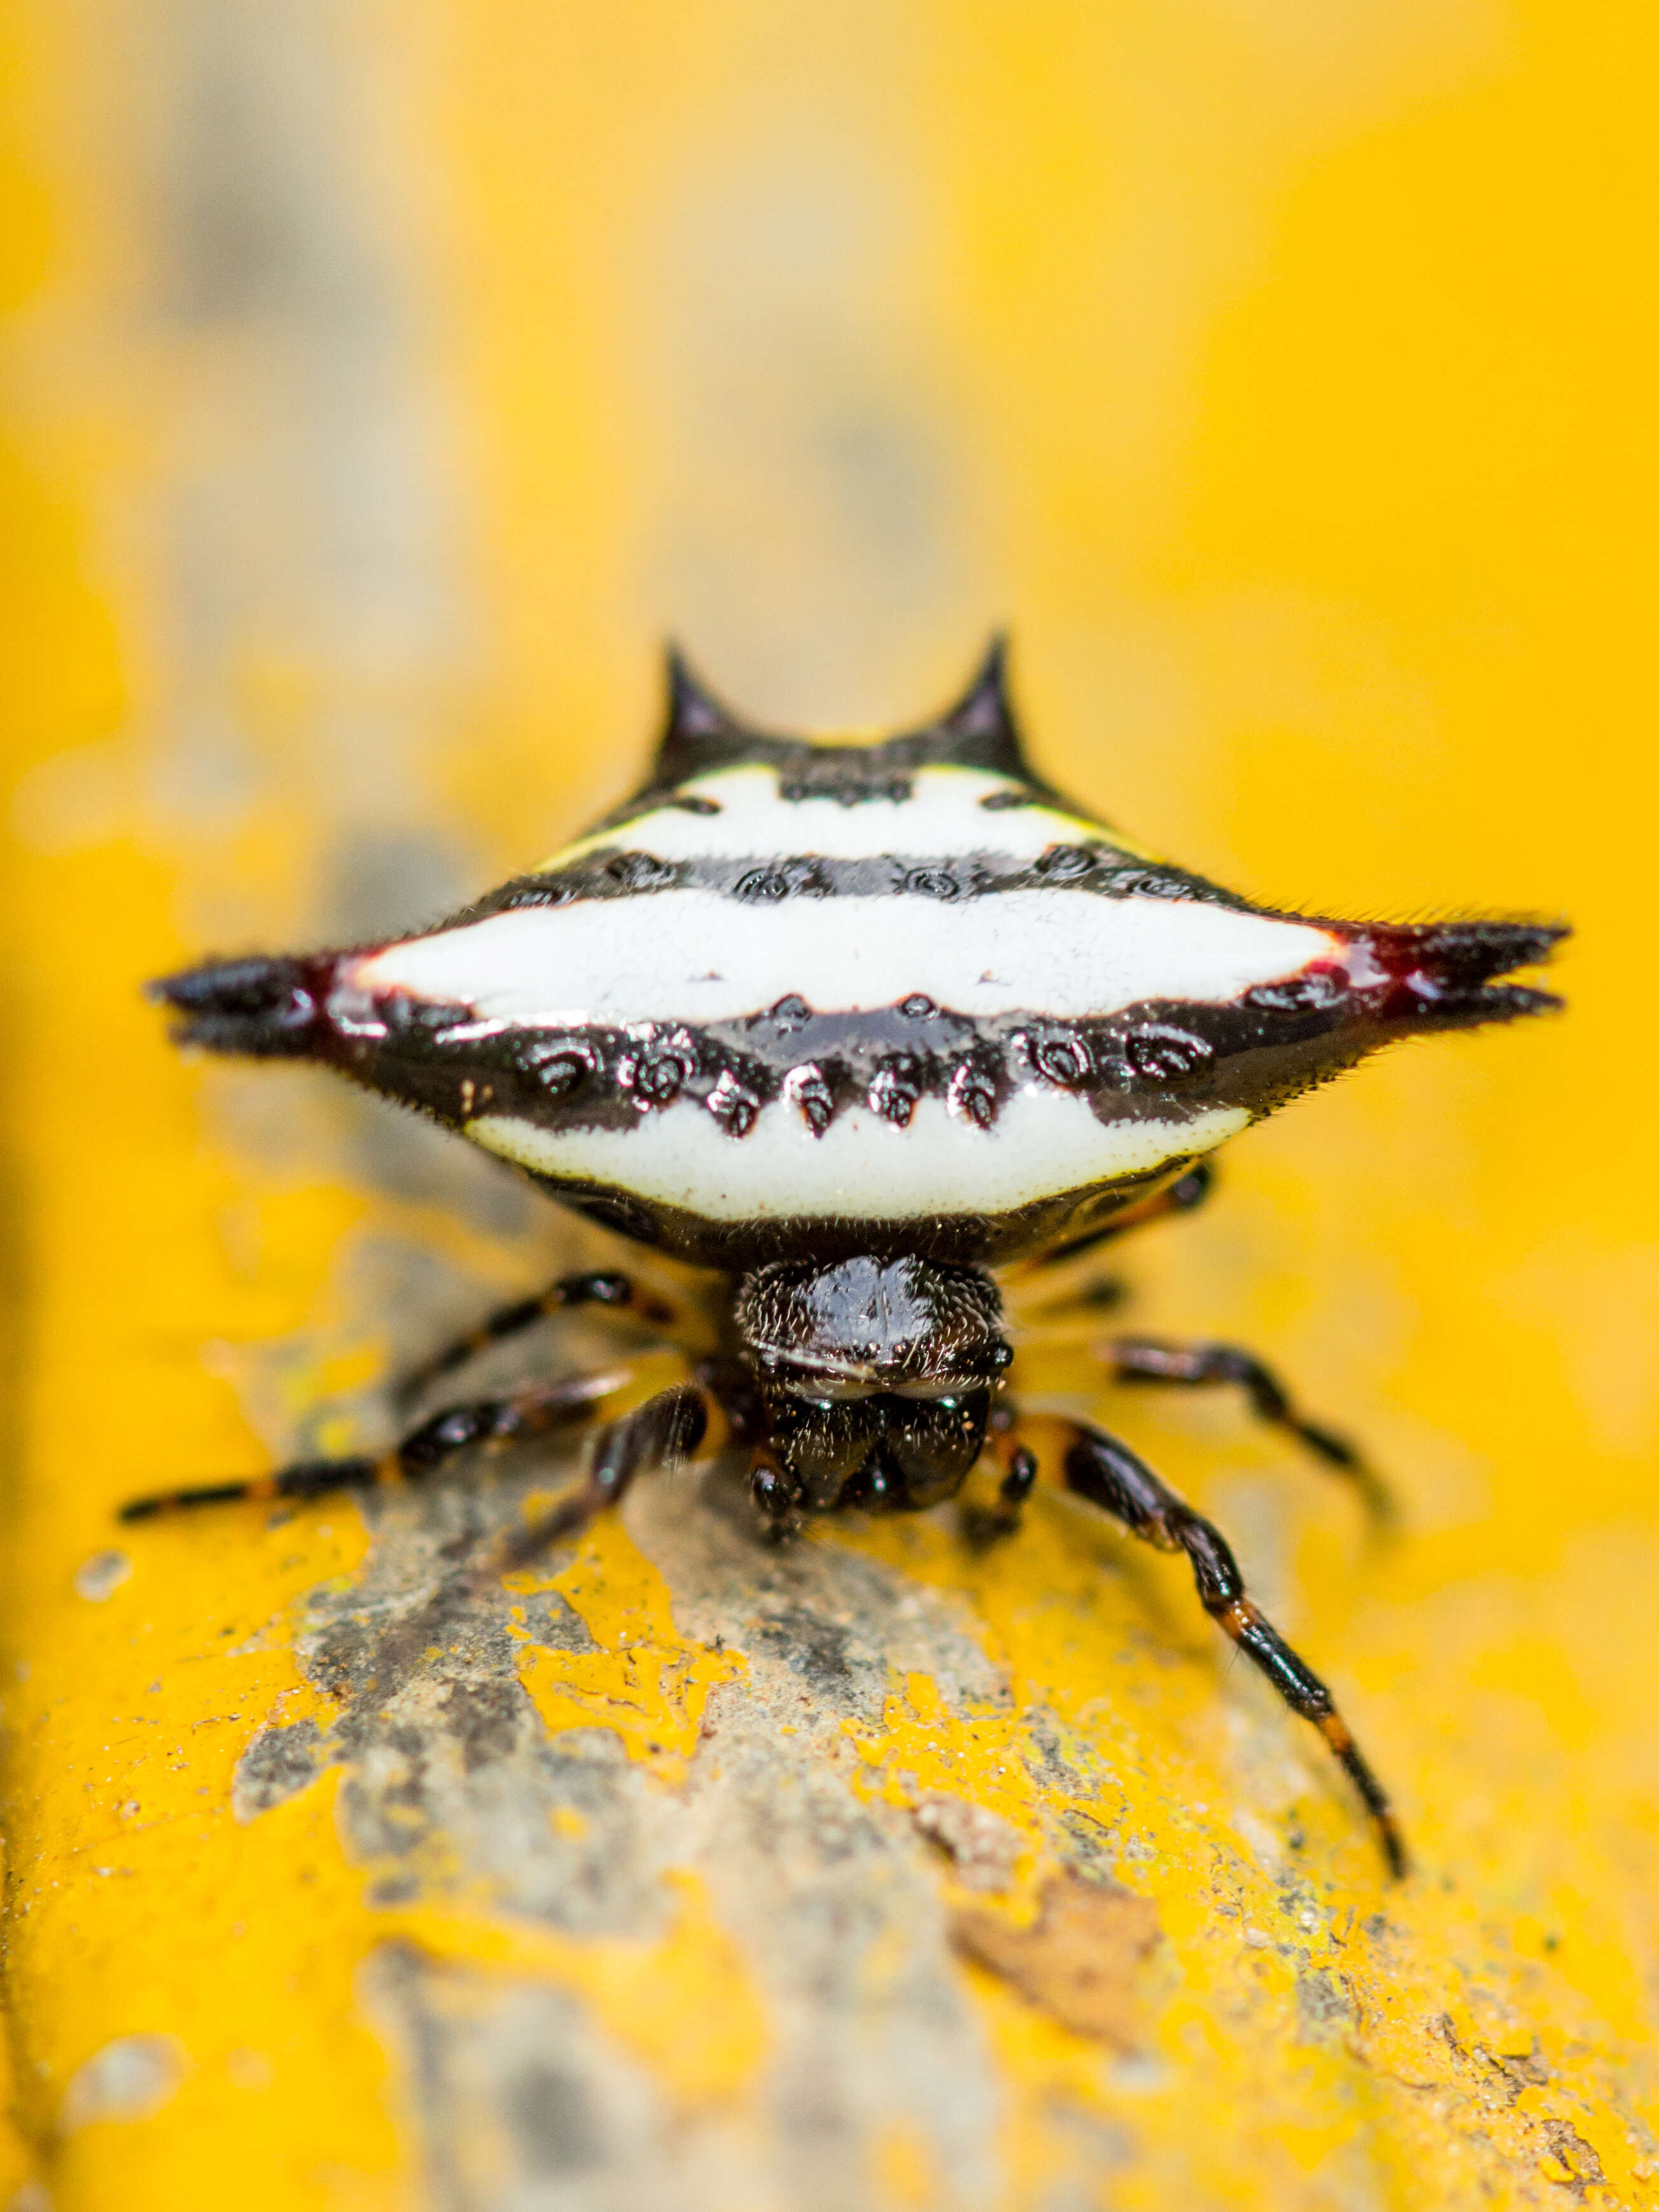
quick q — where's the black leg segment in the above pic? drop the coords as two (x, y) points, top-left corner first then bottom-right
(1003, 1164), (1214, 1319)
(393, 1270), (690, 1405)
(1107, 1333), (1393, 1525)
(1060, 1417), (1406, 1877)
(119, 1369), (628, 1522)
(1032, 1163), (1215, 1273)
(500, 1382), (711, 1568)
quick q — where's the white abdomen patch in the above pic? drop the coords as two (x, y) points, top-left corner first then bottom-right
(354, 889), (1336, 1032)
(468, 1090), (1249, 1224)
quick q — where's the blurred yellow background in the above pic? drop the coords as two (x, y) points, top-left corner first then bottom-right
(1, 1), (1656, 2206)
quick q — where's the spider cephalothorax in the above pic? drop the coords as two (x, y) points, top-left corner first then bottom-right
(733, 1256), (1012, 1518)
(130, 640), (1567, 1878)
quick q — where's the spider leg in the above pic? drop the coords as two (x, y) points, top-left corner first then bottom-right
(119, 1368), (631, 1522)
(496, 1382), (713, 1569)
(1011, 1406), (1405, 1877)
(393, 1268), (709, 1406)
(1037, 1163), (1214, 1271)
(1106, 1334), (1394, 1525)
(1002, 1163), (1214, 1320)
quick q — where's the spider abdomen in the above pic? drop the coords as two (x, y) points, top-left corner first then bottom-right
(153, 643), (1562, 1270)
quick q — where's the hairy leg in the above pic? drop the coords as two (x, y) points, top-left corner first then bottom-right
(995, 1404), (1404, 1876)
(1030, 1163), (1214, 1273)
(120, 1368), (631, 1522)
(1107, 1334), (1392, 1524)
(498, 1382), (712, 1569)
(393, 1269), (708, 1406)
(1002, 1163), (1214, 1321)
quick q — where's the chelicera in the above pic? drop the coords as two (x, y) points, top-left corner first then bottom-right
(128, 641), (1567, 1877)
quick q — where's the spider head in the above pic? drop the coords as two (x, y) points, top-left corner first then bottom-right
(736, 1256), (1011, 1515)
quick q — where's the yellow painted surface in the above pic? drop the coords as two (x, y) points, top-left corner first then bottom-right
(508, 1512), (748, 1786)
(1, 0), (1656, 2207)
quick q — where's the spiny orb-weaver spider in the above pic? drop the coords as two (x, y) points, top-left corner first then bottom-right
(129, 641), (1566, 1877)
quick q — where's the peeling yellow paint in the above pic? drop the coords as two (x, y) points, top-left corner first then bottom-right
(0, 1844), (31, 2199)
(872, 2122), (943, 2211)
(374, 1870), (769, 2113)
(829, 1495), (1659, 2209)
(846, 1671), (1044, 1899)
(508, 1514), (747, 1786)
